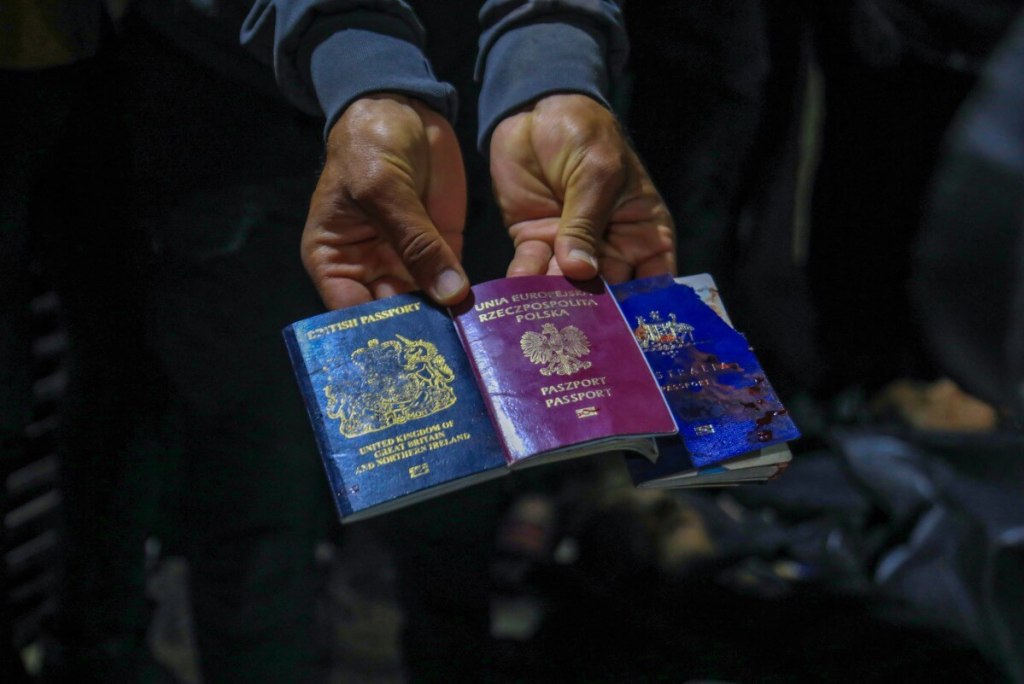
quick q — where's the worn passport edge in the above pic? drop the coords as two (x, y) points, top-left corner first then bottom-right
(282, 325), (355, 519)
(607, 277), (678, 458)
(676, 273), (794, 472)
(448, 297), (516, 466)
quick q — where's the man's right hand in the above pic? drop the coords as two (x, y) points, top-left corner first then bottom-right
(302, 94), (469, 310)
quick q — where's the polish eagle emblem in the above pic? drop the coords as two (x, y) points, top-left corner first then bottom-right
(520, 323), (592, 377)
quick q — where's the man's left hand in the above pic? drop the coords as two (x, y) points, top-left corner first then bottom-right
(489, 93), (675, 283)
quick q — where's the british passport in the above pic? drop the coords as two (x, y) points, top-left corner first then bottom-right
(283, 276), (676, 523)
(611, 274), (800, 487)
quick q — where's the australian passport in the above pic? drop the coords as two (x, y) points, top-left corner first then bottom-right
(611, 273), (800, 488)
(283, 276), (676, 523)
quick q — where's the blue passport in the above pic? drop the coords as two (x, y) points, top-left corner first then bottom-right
(611, 274), (800, 485)
(283, 295), (506, 523)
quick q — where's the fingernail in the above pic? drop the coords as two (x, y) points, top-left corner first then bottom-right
(569, 248), (598, 270)
(433, 268), (466, 300)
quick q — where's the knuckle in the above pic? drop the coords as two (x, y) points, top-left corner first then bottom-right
(559, 219), (601, 244)
(396, 229), (445, 270)
(345, 162), (392, 207)
(579, 147), (626, 186)
(300, 243), (333, 280)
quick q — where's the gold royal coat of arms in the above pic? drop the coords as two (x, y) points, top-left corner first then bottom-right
(324, 335), (456, 438)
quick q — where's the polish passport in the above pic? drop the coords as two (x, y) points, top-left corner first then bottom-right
(610, 273), (800, 488)
(283, 276), (676, 523)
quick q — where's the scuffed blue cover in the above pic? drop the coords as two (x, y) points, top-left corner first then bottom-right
(283, 294), (505, 521)
(611, 275), (800, 471)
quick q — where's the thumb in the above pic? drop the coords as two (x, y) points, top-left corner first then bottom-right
(553, 149), (624, 280)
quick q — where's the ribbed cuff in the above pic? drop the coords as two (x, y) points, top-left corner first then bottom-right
(310, 29), (458, 140)
(477, 21), (610, 152)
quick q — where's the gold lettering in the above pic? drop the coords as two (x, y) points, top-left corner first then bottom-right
(306, 316), (360, 340)
(514, 308), (569, 324)
(544, 388), (613, 408)
(476, 297), (598, 324)
(358, 301), (422, 326)
(661, 378), (711, 393)
(356, 419), (465, 475)
(539, 376), (608, 396)
(510, 289), (588, 302)
(474, 297), (509, 311)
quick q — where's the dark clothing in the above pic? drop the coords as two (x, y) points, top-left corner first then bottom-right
(118, 20), (329, 681)
(915, 12), (1024, 417)
(139, 0), (626, 146)
(0, 46), (160, 682)
(9, 2), (629, 682)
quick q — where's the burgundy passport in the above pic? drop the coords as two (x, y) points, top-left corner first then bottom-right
(451, 276), (677, 466)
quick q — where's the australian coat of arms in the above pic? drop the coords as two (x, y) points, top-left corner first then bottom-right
(633, 311), (694, 354)
(324, 335), (456, 438)
(520, 323), (592, 376)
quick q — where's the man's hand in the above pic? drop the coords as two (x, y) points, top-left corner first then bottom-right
(303, 94), (468, 310)
(490, 94), (675, 283)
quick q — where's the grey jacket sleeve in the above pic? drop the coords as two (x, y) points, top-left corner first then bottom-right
(239, 0), (626, 146)
(476, 0), (627, 150)
(240, 0), (457, 138)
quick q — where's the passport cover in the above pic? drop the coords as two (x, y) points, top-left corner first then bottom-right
(639, 273), (791, 486)
(283, 295), (506, 522)
(611, 274), (800, 479)
(450, 276), (677, 465)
